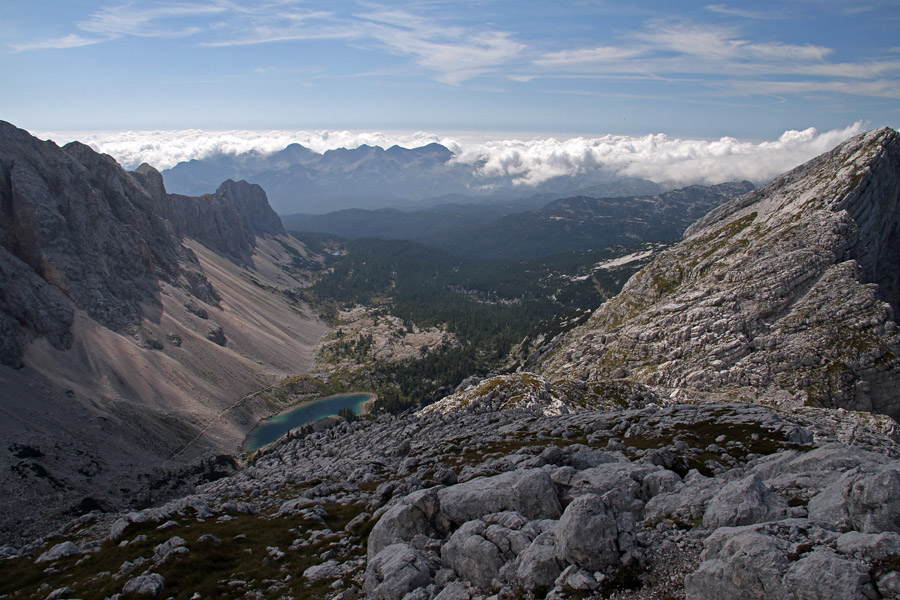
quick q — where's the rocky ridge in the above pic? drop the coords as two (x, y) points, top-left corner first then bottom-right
(317, 306), (457, 369)
(0, 122), (217, 368)
(168, 179), (286, 261)
(540, 127), (900, 419)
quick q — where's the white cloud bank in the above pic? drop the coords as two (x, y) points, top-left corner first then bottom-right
(37, 122), (868, 189)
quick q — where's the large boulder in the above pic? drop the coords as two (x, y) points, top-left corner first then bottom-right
(703, 474), (786, 529)
(808, 463), (900, 533)
(368, 488), (441, 559)
(34, 541), (81, 564)
(645, 470), (725, 526)
(441, 521), (507, 590)
(782, 550), (877, 600)
(441, 511), (537, 591)
(511, 530), (563, 592)
(562, 460), (661, 505)
(122, 573), (166, 597)
(555, 494), (620, 572)
(364, 543), (433, 600)
(685, 529), (790, 599)
(836, 531), (900, 561)
(437, 469), (561, 525)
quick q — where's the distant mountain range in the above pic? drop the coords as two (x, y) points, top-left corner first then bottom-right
(285, 181), (754, 259)
(161, 142), (665, 214)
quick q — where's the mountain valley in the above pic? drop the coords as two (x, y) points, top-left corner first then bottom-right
(2, 123), (900, 600)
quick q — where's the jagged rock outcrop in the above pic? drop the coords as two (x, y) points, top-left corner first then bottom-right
(420, 373), (656, 416)
(167, 179), (286, 260)
(541, 127), (900, 419)
(0, 121), (216, 367)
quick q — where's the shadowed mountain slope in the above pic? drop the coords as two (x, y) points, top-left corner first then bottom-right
(0, 122), (327, 544)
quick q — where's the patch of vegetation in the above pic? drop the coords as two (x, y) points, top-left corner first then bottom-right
(622, 417), (809, 477)
(291, 233), (660, 412)
(0, 504), (371, 600)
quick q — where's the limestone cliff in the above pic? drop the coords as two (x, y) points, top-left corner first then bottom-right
(168, 179), (286, 261)
(0, 122), (217, 367)
(540, 127), (900, 418)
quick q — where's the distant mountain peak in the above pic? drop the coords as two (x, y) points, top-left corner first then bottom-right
(161, 139), (660, 214)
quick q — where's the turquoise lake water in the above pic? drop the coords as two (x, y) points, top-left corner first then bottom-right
(244, 393), (373, 450)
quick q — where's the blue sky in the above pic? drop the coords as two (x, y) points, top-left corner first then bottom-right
(2, 0), (899, 138)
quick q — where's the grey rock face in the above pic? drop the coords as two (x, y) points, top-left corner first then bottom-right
(685, 529), (791, 599)
(168, 179), (285, 260)
(808, 462), (900, 532)
(368, 488), (441, 559)
(432, 582), (471, 600)
(0, 120), (217, 367)
(685, 518), (887, 600)
(783, 550), (878, 600)
(437, 469), (561, 524)
(0, 246), (73, 367)
(441, 520), (507, 589)
(836, 530), (900, 561)
(644, 471), (725, 527)
(511, 530), (563, 592)
(364, 543), (433, 600)
(702, 474), (786, 529)
(879, 571), (900, 599)
(555, 494), (620, 572)
(541, 127), (900, 419)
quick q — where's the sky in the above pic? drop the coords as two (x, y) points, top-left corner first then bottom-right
(2, 1), (899, 186)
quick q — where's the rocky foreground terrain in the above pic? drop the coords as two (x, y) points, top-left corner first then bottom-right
(3, 126), (900, 599)
(3, 401), (900, 600)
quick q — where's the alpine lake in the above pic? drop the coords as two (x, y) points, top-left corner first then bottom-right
(244, 392), (374, 451)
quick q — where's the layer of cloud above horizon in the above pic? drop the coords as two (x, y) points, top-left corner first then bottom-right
(1, 1), (898, 136)
(38, 122), (867, 190)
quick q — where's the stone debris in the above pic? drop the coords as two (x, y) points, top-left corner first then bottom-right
(11, 398), (898, 599)
(121, 572), (166, 597)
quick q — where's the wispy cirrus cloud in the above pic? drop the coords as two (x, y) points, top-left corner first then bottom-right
(634, 22), (830, 63)
(529, 20), (900, 99)
(705, 4), (786, 20)
(535, 46), (642, 68)
(77, 2), (228, 38)
(9, 1), (523, 85)
(197, 6), (353, 46)
(358, 9), (524, 84)
(8, 33), (107, 52)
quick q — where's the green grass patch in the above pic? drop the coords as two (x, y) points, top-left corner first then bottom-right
(0, 505), (370, 600)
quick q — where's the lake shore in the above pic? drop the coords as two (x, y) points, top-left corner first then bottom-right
(244, 391), (376, 451)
